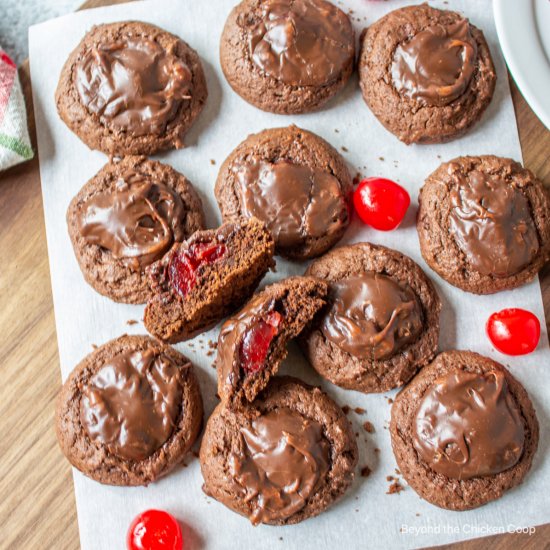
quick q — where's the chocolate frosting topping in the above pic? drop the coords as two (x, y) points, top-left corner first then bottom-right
(77, 172), (186, 269)
(391, 19), (477, 106)
(413, 370), (525, 480)
(80, 348), (182, 461)
(449, 168), (539, 277)
(321, 273), (423, 360)
(232, 157), (346, 249)
(229, 407), (330, 524)
(76, 37), (192, 136)
(248, 0), (353, 86)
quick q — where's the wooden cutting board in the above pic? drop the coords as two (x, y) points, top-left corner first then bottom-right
(0, 1), (548, 548)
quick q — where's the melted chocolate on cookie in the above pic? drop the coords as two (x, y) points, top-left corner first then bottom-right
(232, 157), (346, 249)
(80, 348), (182, 461)
(77, 173), (186, 269)
(76, 37), (192, 135)
(448, 168), (539, 277)
(248, 0), (353, 86)
(391, 18), (477, 106)
(413, 369), (525, 480)
(229, 407), (330, 524)
(321, 273), (423, 360)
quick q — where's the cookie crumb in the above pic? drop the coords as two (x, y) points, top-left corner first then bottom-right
(91, 344), (98, 350)
(360, 466), (372, 478)
(379, 156), (385, 161)
(210, 159), (216, 165)
(387, 481), (404, 495)
(354, 407), (366, 414)
(342, 405), (351, 415)
(126, 319), (138, 325)
(334, 128), (339, 133)
(341, 146), (349, 152)
(363, 421), (375, 433)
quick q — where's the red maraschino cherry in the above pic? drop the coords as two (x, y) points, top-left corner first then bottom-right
(127, 509), (183, 550)
(486, 308), (540, 356)
(239, 311), (282, 374)
(353, 177), (410, 230)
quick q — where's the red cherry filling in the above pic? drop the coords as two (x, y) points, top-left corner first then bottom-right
(239, 311), (283, 374)
(168, 241), (226, 298)
(127, 509), (183, 550)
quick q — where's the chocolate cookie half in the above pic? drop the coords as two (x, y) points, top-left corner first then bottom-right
(56, 21), (207, 155)
(217, 276), (328, 406)
(200, 376), (357, 525)
(220, 0), (355, 114)
(418, 155), (550, 294)
(56, 335), (203, 486)
(67, 156), (205, 304)
(144, 218), (275, 343)
(390, 351), (539, 510)
(301, 243), (441, 393)
(215, 126), (352, 259)
(359, 4), (496, 144)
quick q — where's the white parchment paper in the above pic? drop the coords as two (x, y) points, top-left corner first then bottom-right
(29, 1), (550, 548)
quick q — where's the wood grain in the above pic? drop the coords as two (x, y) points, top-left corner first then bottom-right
(0, 2), (549, 548)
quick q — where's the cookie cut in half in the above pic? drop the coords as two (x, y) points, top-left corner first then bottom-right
(358, 4), (496, 144)
(56, 335), (203, 486)
(144, 218), (275, 343)
(216, 276), (328, 406)
(200, 377), (358, 525)
(67, 156), (205, 304)
(220, 0), (355, 114)
(56, 21), (207, 155)
(215, 125), (352, 260)
(301, 243), (441, 393)
(390, 350), (539, 510)
(418, 155), (550, 294)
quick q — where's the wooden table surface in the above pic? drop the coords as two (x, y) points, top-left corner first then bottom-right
(0, 1), (549, 549)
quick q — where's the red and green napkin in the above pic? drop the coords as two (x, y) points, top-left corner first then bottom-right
(0, 48), (33, 171)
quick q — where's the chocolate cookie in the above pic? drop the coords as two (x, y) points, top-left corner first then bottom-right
(220, 0), (355, 114)
(418, 155), (550, 294)
(144, 218), (275, 343)
(358, 4), (496, 144)
(56, 335), (203, 486)
(215, 126), (352, 259)
(200, 376), (358, 525)
(301, 243), (441, 393)
(217, 276), (328, 406)
(67, 156), (205, 304)
(390, 350), (539, 510)
(56, 21), (207, 155)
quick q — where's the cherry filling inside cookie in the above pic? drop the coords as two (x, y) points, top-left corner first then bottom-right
(413, 369), (525, 480)
(232, 157), (346, 250)
(168, 240), (228, 298)
(239, 311), (283, 374)
(248, 0), (354, 87)
(77, 173), (186, 269)
(449, 168), (539, 278)
(321, 273), (423, 360)
(229, 407), (330, 525)
(391, 18), (477, 106)
(80, 348), (182, 461)
(76, 37), (193, 135)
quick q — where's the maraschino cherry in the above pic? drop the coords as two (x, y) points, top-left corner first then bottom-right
(127, 509), (183, 550)
(353, 177), (410, 231)
(486, 308), (540, 356)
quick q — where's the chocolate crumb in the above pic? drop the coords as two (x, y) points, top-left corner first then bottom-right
(363, 421), (375, 433)
(360, 466), (372, 478)
(387, 481), (405, 495)
(210, 159), (216, 165)
(379, 156), (385, 161)
(341, 146), (349, 152)
(342, 405), (351, 414)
